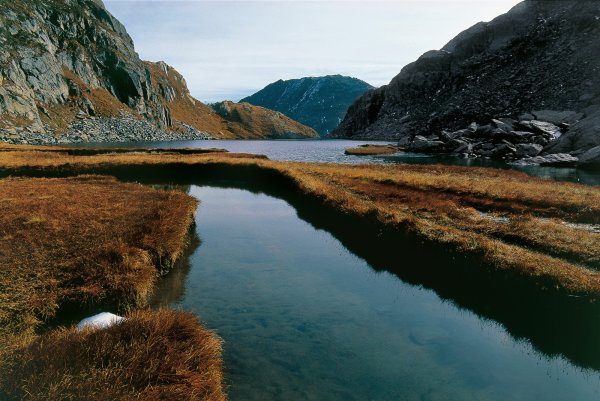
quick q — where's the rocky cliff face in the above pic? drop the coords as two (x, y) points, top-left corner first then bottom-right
(331, 0), (600, 154)
(241, 76), (373, 137)
(0, 0), (317, 143)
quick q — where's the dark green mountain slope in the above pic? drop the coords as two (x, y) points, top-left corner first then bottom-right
(241, 75), (373, 137)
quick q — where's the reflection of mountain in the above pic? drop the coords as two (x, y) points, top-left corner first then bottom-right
(149, 230), (200, 308)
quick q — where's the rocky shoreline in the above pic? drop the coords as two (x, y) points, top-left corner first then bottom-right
(402, 111), (600, 168)
(0, 115), (212, 145)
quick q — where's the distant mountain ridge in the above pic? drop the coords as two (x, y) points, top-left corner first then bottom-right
(0, 0), (317, 143)
(241, 75), (373, 137)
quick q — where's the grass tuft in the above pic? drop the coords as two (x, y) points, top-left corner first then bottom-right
(0, 175), (198, 353)
(0, 309), (225, 401)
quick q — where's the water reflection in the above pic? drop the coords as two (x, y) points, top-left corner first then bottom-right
(12, 163), (600, 374)
(149, 231), (200, 308)
(150, 185), (600, 401)
(67, 139), (600, 186)
(5, 163), (600, 399)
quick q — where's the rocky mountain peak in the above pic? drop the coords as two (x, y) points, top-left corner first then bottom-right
(0, 0), (318, 143)
(331, 0), (600, 155)
(241, 75), (373, 136)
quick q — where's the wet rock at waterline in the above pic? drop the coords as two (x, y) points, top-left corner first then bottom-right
(578, 145), (600, 167)
(403, 116), (578, 164)
(511, 153), (579, 167)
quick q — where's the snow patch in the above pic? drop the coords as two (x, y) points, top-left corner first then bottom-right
(77, 312), (125, 331)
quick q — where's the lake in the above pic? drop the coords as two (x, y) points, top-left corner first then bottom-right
(147, 183), (600, 401)
(69, 139), (600, 186)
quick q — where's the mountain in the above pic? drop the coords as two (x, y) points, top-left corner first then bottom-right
(240, 76), (373, 137)
(0, 0), (317, 144)
(330, 0), (600, 154)
(210, 101), (318, 139)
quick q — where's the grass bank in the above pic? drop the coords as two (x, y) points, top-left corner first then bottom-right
(344, 144), (400, 155)
(1, 145), (599, 300)
(1, 309), (224, 401)
(0, 174), (225, 400)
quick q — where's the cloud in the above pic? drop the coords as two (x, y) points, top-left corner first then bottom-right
(105, 0), (522, 103)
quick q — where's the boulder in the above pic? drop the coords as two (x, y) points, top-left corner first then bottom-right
(452, 143), (473, 154)
(518, 113), (535, 121)
(544, 106), (600, 154)
(490, 143), (516, 159)
(440, 129), (469, 141)
(474, 124), (493, 137)
(446, 138), (469, 151)
(408, 135), (445, 152)
(509, 131), (536, 142)
(516, 120), (563, 140)
(512, 153), (578, 167)
(532, 110), (583, 125)
(578, 145), (600, 167)
(491, 118), (513, 133)
(515, 143), (543, 158)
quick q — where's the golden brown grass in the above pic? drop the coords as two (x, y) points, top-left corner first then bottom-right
(0, 175), (197, 353)
(1, 145), (599, 297)
(0, 309), (225, 401)
(345, 144), (399, 155)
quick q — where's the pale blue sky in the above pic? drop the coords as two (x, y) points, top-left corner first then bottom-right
(104, 1), (522, 103)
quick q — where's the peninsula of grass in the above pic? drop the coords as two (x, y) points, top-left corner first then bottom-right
(345, 144), (400, 155)
(1, 309), (225, 401)
(0, 174), (225, 400)
(1, 145), (599, 300)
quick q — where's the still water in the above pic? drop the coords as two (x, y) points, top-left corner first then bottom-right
(70, 139), (600, 185)
(150, 185), (600, 401)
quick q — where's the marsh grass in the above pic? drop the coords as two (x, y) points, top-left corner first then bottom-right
(0, 175), (198, 354)
(1, 146), (599, 297)
(0, 309), (225, 401)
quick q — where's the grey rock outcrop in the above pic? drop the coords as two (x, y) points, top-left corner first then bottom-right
(331, 0), (600, 153)
(578, 145), (600, 167)
(0, 0), (171, 130)
(512, 153), (579, 167)
(544, 106), (600, 154)
(0, 0), (318, 142)
(402, 115), (574, 163)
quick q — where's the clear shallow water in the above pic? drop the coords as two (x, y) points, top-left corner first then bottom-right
(70, 139), (600, 186)
(150, 185), (600, 401)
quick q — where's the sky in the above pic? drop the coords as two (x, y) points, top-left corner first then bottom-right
(104, 0), (523, 103)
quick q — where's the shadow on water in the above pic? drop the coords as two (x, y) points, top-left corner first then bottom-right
(4, 163), (600, 372)
(148, 232), (200, 308)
